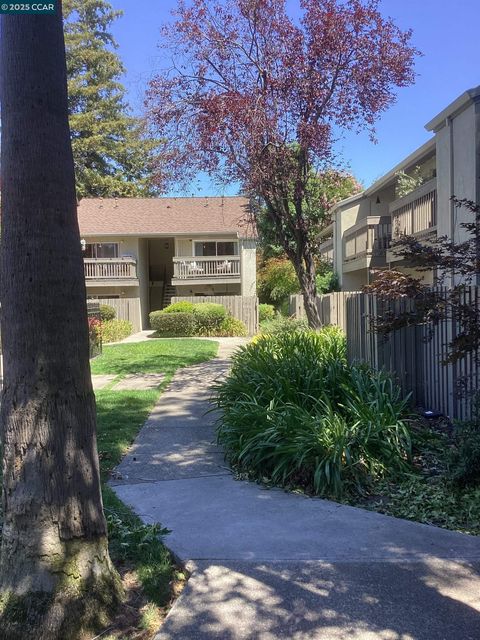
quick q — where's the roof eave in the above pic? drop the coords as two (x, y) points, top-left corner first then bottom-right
(425, 86), (480, 132)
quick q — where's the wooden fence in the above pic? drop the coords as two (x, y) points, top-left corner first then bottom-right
(95, 297), (142, 332)
(172, 295), (259, 335)
(290, 289), (480, 420)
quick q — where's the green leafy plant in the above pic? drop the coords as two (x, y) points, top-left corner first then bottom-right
(215, 330), (412, 497)
(395, 166), (425, 199)
(316, 270), (339, 294)
(215, 316), (248, 337)
(192, 303), (227, 335)
(149, 311), (196, 336)
(99, 304), (116, 321)
(448, 421), (480, 488)
(259, 315), (309, 336)
(161, 301), (195, 314)
(259, 303), (275, 323)
(100, 319), (133, 343)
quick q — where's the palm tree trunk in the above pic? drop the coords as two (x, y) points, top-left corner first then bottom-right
(0, 4), (122, 638)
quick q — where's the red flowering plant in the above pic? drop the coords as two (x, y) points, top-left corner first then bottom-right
(88, 316), (102, 358)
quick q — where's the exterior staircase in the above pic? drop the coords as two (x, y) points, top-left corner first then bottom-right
(162, 284), (176, 308)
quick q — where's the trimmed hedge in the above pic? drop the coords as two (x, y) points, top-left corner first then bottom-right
(162, 301), (195, 314)
(193, 303), (227, 335)
(101, 319), (134, 344)
(150, 311), (196, 337)
(150, 302), (247, 337)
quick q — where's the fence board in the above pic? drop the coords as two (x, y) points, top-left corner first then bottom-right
(171, 295), (259, 335)
(290, 288), (479, 420)
(95, 297), (142, 332)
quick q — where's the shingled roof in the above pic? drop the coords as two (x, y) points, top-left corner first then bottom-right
(77, 196), (254, 238)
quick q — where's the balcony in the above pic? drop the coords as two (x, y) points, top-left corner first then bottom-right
(343, 216), (391, 273)
(172, 255), (241, 285)
(388, 179), (437, 262)
(84, 258), (139, 286)
(319, 237), (334, 264)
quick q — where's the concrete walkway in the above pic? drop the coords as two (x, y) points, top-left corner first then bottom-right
(112, 341), (480, 640)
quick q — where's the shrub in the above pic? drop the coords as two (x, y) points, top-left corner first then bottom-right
(259, 315), (309, 335)
(257, 257), (299, 307)
(448, 421), (480, 488)
(216, 316), (248, 337)
(215, 330), (412, 497)
(316, 270), (339, 294)
(99, 304), (116, 321)
(149, 311), (196, 337)
(259, 303), (275, 323)
(101, 319), (134, 344)
(88, 317), (102, 358)
(192, 303), (227, 335)
(162, 301), (195, 314)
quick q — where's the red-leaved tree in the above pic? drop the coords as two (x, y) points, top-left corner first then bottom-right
(147, 0), (418, 327)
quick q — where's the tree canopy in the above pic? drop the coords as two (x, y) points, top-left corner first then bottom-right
(64, 0), (157, 197)
(147, 0), (418, 326)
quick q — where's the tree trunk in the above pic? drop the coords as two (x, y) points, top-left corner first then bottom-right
(0, 5), (122, 638)
(297, 263), (322, 329)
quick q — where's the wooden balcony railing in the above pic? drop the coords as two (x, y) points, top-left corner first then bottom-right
(390, 178), (437, 239)
(173, 255), (241, 280)
(319, 238), (334, 264)
(84, 258), (137, 280)
(343, 216), (391, 263)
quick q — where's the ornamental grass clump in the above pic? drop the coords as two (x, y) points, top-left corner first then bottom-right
(215, 329), (412, 497)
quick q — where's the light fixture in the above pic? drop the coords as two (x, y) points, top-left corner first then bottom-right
(80, 239), (86, 252)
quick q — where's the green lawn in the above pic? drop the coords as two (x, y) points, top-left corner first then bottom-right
(92, 338), (218, 376)
(94, 338), (218, 628)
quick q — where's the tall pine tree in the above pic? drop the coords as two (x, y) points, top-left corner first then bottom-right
(64, 0), (156, 197)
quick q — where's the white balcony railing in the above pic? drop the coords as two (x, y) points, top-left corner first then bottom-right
(390, 178), (437, 239)
(84, 258), (137, 280)
(343, 216), (391, 263)
(173, 255), (241, 280)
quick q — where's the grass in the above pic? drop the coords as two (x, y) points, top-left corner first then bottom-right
(93, 338), (218, 638)
(91, 338), (217, 376)
(97, 390), (159, 481)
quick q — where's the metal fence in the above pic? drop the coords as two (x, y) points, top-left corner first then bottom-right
(172, 295), (259, 335)
(290, 289), (480, 420)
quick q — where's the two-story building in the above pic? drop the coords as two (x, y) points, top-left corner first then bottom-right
(321, 86), (480, 289)
(77, 196), (257, 330)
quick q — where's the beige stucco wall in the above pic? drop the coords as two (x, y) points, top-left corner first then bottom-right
(175, 283), (242, 296)
(240, 238), (257, 296)
(436, 103), (477, 244)
(137, 239), (150, 329)
(86, 286), (139, 298)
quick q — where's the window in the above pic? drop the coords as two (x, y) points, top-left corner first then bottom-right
(194, 240), (238, 257)
(84, 242), (119, 259)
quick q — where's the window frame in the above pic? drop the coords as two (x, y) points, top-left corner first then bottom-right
(193, 239), (239, 257)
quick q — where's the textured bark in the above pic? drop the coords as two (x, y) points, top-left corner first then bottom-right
(0, 3), (122, 637)
(297, 264), (322, 330)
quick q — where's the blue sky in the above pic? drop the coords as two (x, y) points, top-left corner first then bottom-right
(110, 0), (480, 194)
